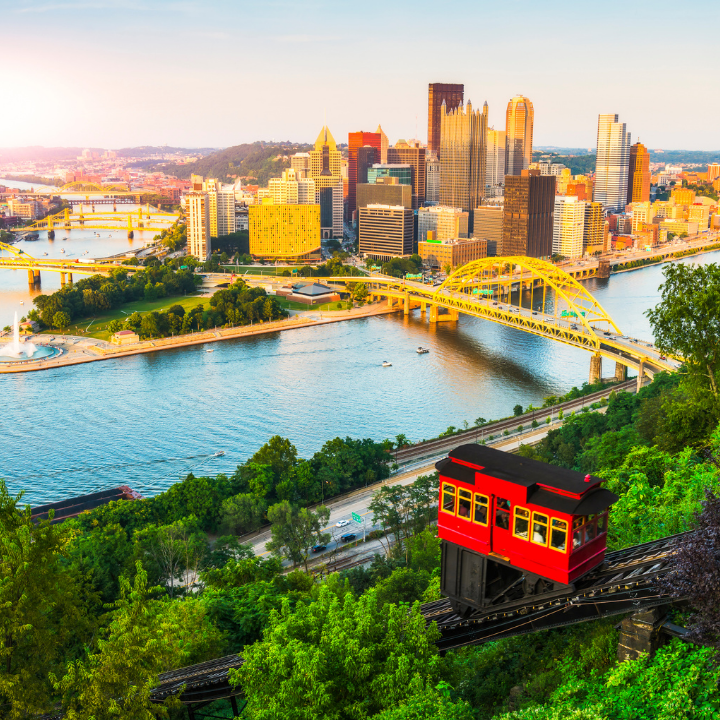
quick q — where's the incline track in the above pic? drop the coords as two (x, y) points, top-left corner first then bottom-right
(147, 533), (685, 707)
(424, 533), (684, 652)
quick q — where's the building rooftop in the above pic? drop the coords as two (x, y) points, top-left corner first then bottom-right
(292, 282), (335, 297)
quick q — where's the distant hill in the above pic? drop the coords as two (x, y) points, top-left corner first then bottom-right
(533, 152), (596, 175)
(158, 142), (314, 186)
(0, 146), (217, 163)
(648, 150), (720, 165)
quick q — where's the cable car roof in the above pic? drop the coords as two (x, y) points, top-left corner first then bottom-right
(438, 445), (617, 507)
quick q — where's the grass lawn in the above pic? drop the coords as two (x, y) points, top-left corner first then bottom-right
(275, 298), (350, 312)
(74, 295), (206, 341)
(221, 265), (303, 276)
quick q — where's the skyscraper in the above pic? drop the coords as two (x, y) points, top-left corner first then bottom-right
(348, 131), (382, 216)
(627, 141), (651, 203)
(501, 173), (556, 257)
(308, 125), (343, 238)
(439, 101), (487, 230)
(425, 153), (440, 204)
(428, 83), (464, 155)
(249, 204), (321, 262)
(418, 206), (469, 241)
(486, 128), (506, 196)
(376, 125), (389, 164)
(553, 196), (585, 259)
(505, 95), (534, 176)
(358, 204), (414, 260)
(186, 191), (211, 260)
(583, 202), (605, 254)
(593, 114), (631, 212)
(387, 141), (426, 209)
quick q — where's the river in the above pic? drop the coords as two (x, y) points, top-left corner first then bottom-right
(0, 177), (175, 328)
(1, 240), (717, 506)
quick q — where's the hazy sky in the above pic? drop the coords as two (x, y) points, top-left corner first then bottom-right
(2, 0), (718, 151)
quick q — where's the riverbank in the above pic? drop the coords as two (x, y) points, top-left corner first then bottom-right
(610, 241), (720, 274)
(0, 302), (400, 374)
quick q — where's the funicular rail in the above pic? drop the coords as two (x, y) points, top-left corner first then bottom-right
(422, 532), (687, 652)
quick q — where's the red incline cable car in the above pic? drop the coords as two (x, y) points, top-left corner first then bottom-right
(437, 444), (619, 617)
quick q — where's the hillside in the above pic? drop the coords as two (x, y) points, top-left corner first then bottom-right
(159, 141), (314, 186)
(533, 152), (596, 175)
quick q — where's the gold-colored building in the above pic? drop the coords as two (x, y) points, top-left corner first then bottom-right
(583, 202), (606, 254)
(439, 101), (487, 225)
(671, 187), (696, 207)
(249, 203), (321, 262)
(308, 125), (343, 238)
(627, 142), (651, 203)
(418, 236), (487, 270)
(505, 95), (534, 176)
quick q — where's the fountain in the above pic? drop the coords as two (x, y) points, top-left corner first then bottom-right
(0, 312), (61, 364)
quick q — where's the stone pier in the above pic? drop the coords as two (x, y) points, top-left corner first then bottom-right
(429, 306), (459, 323)
(589, 353), (602, 384)
(617, 607), (668, 661)
(614, 362), (627, 382)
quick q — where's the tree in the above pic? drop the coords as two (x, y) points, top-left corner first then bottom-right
(0, 481), (87, 719)
(250, 435), (298, 482)
(646, 263), (720, 397)
(371, 679), (473, 720)
(474, 417), (487, 427)
(53, 310), (71, 330)
(52, 563), (222, 720)
(107, 319), (123, 334)
(220, 492), (268, 535)
(231, 585), (442, 720)
(513, 404), (523, 417)
(266, 501), (330, 571)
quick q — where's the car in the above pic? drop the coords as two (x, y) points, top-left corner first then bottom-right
(659, 355), (667, 360)
(532, 311), (538, 315)
(340, 533), (356, 542)
(336, 519), (349, 528)
(311, 544), (327, 553)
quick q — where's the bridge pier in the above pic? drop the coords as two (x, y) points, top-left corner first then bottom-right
(60, 272), (66, 287)
(637, 360), (646, 392)
(614, 362), (627, 382)
(429, 306), (459, 323)
(589, 353), (602, 384)
(27, 269), (41, 286)
(403, 294), (409, 315)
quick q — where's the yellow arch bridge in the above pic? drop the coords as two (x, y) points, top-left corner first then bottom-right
(17, 206), (178, 235)
(326, 257), (679, 388)
(0, 240), (142, 286)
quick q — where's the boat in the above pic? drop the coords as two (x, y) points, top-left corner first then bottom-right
(382, 361), (392, 367)
(213, 450), (225, 457)
(206, 348), (214, 353)
(417, 347), (429, 354)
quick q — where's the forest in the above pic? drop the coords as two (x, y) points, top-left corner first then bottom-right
(2, 262), (720, 719)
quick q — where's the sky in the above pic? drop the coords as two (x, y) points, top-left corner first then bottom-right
(2, 0), (719, 151)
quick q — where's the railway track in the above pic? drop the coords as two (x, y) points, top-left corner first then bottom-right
(423, 532), (684, 652)
(393, 380), (637, 465)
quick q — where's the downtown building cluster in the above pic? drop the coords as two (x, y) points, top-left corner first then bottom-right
(182, 86), (720, 265)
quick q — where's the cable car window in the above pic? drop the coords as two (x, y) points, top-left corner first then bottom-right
(597, 512), (608, 535)
(441, 483), (456, 515)
(532, 512), (549, 545)
(550, 519), (568, 552)
(585, 515), (597, 542)
(495, 498), (511, 530)
(513, 507), (530, 540)
(473, 494), (489, 525)
(458, 489), (472, 520)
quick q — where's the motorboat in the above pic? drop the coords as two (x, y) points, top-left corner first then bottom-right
(382, 361), (392, 367)
(206, 348), (214, 353)
(213, 450), (225, 456)
(417, 347), (429, 354)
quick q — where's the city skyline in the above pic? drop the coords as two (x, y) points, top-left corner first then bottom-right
(2, 0), (719, 149)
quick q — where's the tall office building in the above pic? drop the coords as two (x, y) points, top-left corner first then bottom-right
(593, 114), (631, 212)
(269, 169), (316, 205)
(357, 179), (412, 211)
(501, 173), (556, 257)
(486, 128), (506, 196)
(473, 205), (504, 256)
(348, 131), (382, 215)
(367, 164), (412, 186)
(439, 100), (488, 229)
(197, 177), (235, 239)
(376, 125), (389, 163)
(553, 196), (585, 259)
(291, 152), (311, 177)
(428, 82), (464, 155)
(357, 146), (378, 188)
(418, 206), (469, 241)
(425, 153), (440, 204)
(186, 191), (211, 260)
(627, 142), (651, 203)
(505, 95), (534, 176)
(308, 125), (344, 238)
(249, 203), (321, 262)
(388, 141), (426, 209)
(358, 204), (414, 260)
(583, 202), (605, 254)
(708, 164), (720, 182)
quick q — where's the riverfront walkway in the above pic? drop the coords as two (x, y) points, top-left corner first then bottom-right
(0, 302), (399, 374)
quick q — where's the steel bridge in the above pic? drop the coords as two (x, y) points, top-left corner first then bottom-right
(15, 206), (177, 235)
(326, 257), (679, 386)
(0, 240), (140, 285)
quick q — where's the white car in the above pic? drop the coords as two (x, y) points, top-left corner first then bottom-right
(336, 519), (350, 528)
